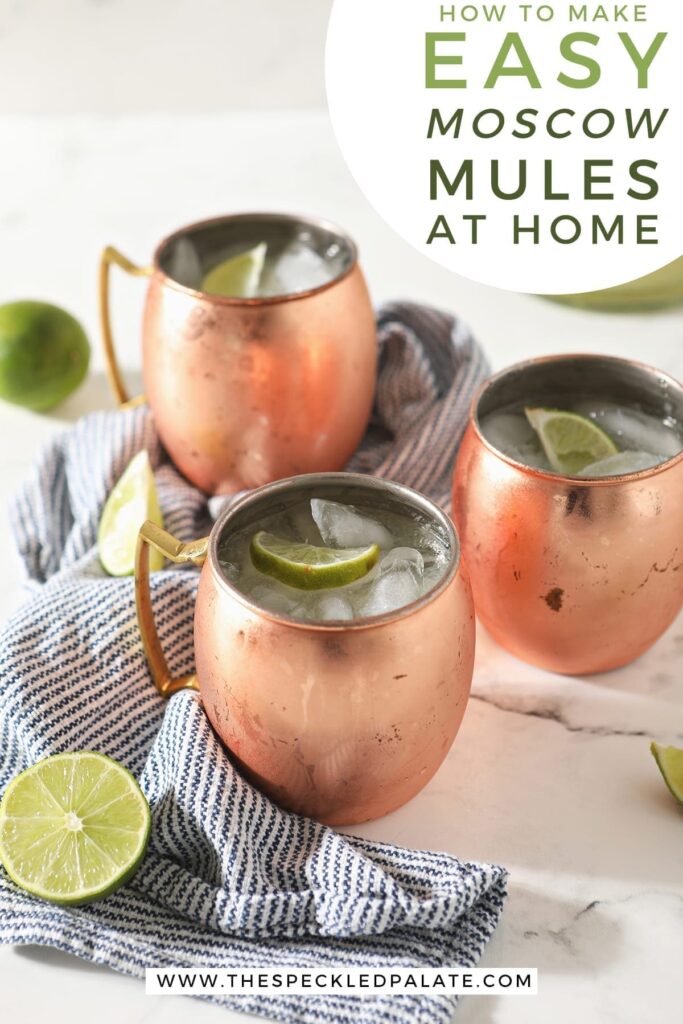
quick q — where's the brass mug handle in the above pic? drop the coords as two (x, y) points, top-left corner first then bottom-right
(135, 520), (210, 699)
(99, 245), (153, 408)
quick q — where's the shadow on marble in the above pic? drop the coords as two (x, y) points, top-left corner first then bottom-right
(583, 621), (683, 703)
(350, 692), (683, 889)
(48, 370), (144, 424)
(455, 993), (500, 1024)
(475, 615), (683, 700)
(635, 771), (683, 817)
(492, 884), (623, 975)
(472, 616), (683, 742)
(451, 884), (621, 1024)
(14, 944), (113, 974)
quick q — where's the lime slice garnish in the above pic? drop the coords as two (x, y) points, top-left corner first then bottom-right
(250, 531), (380, 591)
(201, 242), (267, 298)
(525, 407), (619, 475)
(98, 450), (163, 576)
(651, 742), (683, 806)
(0, 751), (151, 905)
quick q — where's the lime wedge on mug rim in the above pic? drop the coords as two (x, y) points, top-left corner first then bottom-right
(525, 407), (619, 475)
(250, 531), (380, 591)
(651, 742), (683, 806)
(0, 751), (151, 905)
(98, 450), (163, 576)
(201, 242), (267, 298)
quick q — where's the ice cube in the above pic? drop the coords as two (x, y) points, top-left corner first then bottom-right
(480, 411), (550, 468)
(311, 499), (394, 549)
(379, 547), (424, 573)
(259, 240), (335, 297)
(482, 411), (536, 452)
(316, 594), (354, 621)
(579, 451), (663, 477)
(217, 557), (239, 583)
(248, 581), (303, 617)
(168, 237), (202, 289)
(573, 402), (682, 459)
(423, 563), (447, 594)
(285, 502), (324, 546)
(362, 549), (424, 617)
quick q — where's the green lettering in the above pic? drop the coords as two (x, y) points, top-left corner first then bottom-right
(492, 160), (527, 200)
(513, 216), (540, 244)
(619, 33), (667, 89)
(636, 214), (658, 243)
(427, 109), (464, 137)
(426, 33), (467, 88)
(512, 108), (538, 139)
(484, 33), (541, 89)
(584, 160), (614, 200)
(427, 216), (456, 245)
(625, 108), (669, 139)
(551, 216), (582, 244)
(545, 160), (569, 200)
(547, 109), (575, 138)
(592, 216), (624, 244)
(558, 33), (601, 88)
(463, 215), (487, 243)
(430, 160), (474, 200)
(628, 160), (659, 200)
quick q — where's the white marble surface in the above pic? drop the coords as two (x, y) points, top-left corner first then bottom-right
(0, 0), (330, 114)
(0, 111), (681, 1024)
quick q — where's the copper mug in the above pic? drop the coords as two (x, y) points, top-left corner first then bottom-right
(100, 213), (377, 495)
(135, 473), (475, 825)
(452, 355), (683, 675)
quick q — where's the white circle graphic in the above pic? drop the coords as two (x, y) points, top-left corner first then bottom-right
(326, 0), (683, 293)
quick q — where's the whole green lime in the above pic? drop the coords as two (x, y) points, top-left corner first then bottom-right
(0, 300), (90, 411)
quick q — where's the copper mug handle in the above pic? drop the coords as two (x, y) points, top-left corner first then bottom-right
(99, 245), (153, 408)
(135, 520), (209, 698)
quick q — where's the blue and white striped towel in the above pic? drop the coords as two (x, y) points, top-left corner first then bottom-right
(0, 302), (504, 1023)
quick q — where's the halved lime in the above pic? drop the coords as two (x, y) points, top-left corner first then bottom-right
(201, 242), (267, 298)
(651, 742), (683, 806)
(525, 407), (619, 475)
(98, 450), (164, 576)
(0, 751), (151, 905)
(250, 531), (380, 591)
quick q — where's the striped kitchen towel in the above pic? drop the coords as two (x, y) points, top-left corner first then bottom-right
(0, 302), (504, 1024)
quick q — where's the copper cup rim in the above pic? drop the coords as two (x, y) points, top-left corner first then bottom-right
(469, 352), (683, 487)
(150, 211), (360, 307)
(205, 472), (461, 632)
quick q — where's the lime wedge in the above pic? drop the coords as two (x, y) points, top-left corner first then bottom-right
(651, 742), (683, 806)
(525, 407), (619, 475)
(0, 751), (151, 905)
(250, 531), (380, 591)
(98, 450), (163, 576)
(201, 242), (267, 298)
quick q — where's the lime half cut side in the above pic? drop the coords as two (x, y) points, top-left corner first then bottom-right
(250, 531), (380, 591)
(525, 407), (619, 475)
(201, 242), (267, 298)
(98, 450), (163, 576)
(0, 751), (151, 905)
(651, 742), (683, 806)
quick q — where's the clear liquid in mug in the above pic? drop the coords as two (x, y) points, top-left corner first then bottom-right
(218, 498), (450, 623)
(480, 398), (683, 477)
(169, 233), (344, 297)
